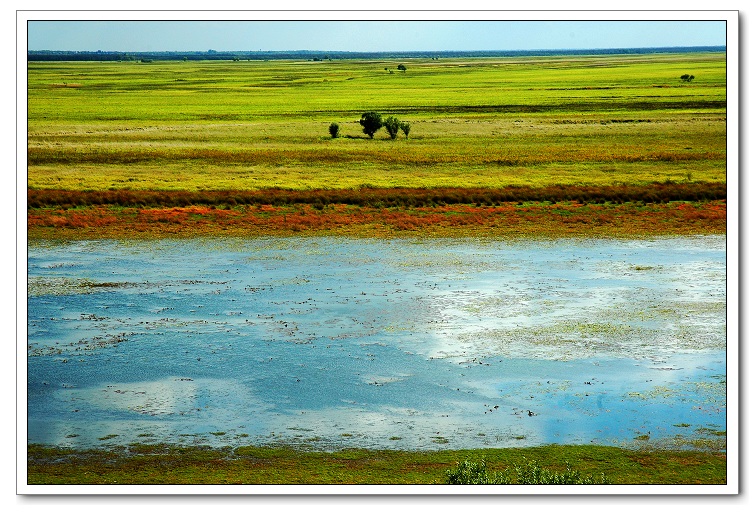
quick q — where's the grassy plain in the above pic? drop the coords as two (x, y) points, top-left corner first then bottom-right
(27, 53), (726, 192)
(26, 52), (727, 238)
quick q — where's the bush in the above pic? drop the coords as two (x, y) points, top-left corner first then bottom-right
(444, 459), (609, 485)
(383, 116), (400, 140)
(328, 122), (340, 138)
(510, 460), (608, 485)
(444, 459), (506, 485)
(399, 121), (410, 139)
(359, 112), (383, 139)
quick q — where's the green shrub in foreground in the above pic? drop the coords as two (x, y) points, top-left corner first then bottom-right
(444, 459), (508, 485)
(444, 459), (610, 485)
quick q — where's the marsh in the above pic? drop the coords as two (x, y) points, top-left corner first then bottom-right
(27, 236), (726, 451)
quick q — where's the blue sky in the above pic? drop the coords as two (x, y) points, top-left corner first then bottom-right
(26, 20), (727, 52)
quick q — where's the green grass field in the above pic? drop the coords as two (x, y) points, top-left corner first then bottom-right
(27, 53), (726, 192)
(27, 443), (726, 485)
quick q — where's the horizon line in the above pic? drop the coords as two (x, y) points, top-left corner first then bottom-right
(28, 45), (727, 53)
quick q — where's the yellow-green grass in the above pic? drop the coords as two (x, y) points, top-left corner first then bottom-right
(27, 53), (726, 120)
(27, 53), (727, 192)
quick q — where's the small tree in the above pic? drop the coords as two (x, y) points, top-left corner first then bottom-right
(359, 112), (383, 139)
(399, 121), (410, 139)
(328, 122), (340, 138)
(397, 64), (407, 72)
(383, 116), (400, 140)
(680, 74), (695, 82)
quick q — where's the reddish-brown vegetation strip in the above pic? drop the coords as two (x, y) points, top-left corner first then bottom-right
(28, 200), (727, 239)
(28, 183), (726, 209)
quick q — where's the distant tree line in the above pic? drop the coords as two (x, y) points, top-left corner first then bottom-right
(27, 46), (726, 62)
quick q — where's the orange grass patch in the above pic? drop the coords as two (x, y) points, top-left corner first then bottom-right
(27, 201), (726, 239)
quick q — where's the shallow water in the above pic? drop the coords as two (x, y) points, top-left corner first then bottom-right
(27, 236), (727, 450)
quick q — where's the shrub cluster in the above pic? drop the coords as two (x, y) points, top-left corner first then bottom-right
(379, 117), (411, 140)
(338, 112), (410, 139)
(444, 459), (610, 485)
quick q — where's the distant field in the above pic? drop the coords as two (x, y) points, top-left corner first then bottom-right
(27, 53), (726, 192)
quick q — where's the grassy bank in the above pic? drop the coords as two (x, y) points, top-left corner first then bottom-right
(28, 200), (726, 239)
(27, 53), (726, 193)
(27, 181), (727, 239)
(27, 443), (726, 485)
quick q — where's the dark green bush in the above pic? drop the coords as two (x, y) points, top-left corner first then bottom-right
(359, 112), (383, 139)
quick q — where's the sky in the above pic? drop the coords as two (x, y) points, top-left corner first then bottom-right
(25, 19), (728, 53)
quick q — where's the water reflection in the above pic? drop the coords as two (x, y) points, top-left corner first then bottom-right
(27, 236), (727, 450)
